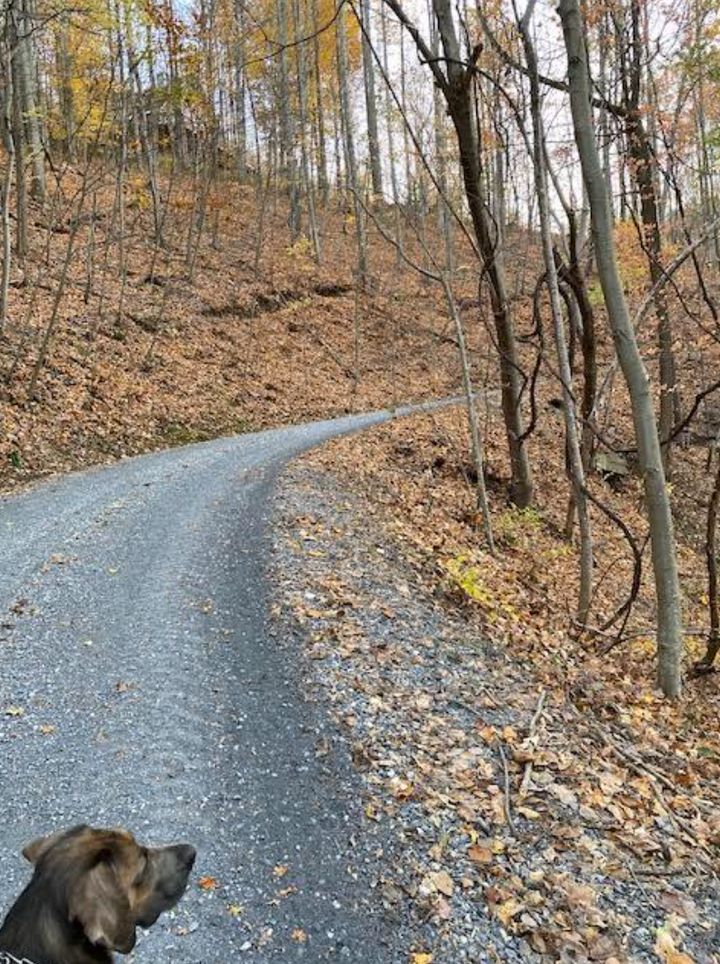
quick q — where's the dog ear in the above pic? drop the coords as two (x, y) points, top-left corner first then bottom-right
(68, 852), (137, 954)
(23, 825), (90, 865)
(23, 830), (68, 864)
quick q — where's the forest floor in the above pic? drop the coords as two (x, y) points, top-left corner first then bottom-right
(273, 439), (720, 963)
(2, 171), (720, 961)
(0, 171), (463, 491)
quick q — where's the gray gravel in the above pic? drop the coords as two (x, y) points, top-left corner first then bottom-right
(0, 405), (447, 963)
(269, 466), (720, 964)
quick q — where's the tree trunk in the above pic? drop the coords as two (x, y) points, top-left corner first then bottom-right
(360, 0), (383, 198)
(14, 0), (44, 198)
(10, 28), (28, 260)
(0, 41), (14, 329)
(292, 0), (320, 260)
(700, 459), (720, 668)
(337, 3), (367, 284)
(520, 3), (591, 625)
(559, 0), (683, 698)
(431, 0), (533, 506)
(621, 0), (678, 477)
(311, 0), (329, 203)
(276, 0), (300, 238)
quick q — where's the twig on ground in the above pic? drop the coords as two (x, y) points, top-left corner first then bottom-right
(520, 689), (546, 797)
(572, 708), (716, 865)
(496, 739), (515, 832)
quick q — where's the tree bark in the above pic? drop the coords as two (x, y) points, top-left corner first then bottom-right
(430, 0), (533, 506)
(276, 0), (300, 237)
(620, 0), (678, 477)
(519, 2), (591, 624)
(360, 0), (383, 198)
(337, 3), (367, 284)
(559, 0), (683, 697)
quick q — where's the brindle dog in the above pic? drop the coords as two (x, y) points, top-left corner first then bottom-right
(0, 825), (196, 964)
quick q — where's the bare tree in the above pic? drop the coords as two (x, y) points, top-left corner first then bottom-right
(384, 0), (534, 506)
(518, 2), (592, 626)
(559, 0), (683, 697)
(360, 0), (383, 198)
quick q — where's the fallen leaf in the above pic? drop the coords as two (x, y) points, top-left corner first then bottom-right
(429, 870), (454, 897)
(495, 897), (524, 927)
(654, 922), (694, 964)
(468, 844), (493, 865)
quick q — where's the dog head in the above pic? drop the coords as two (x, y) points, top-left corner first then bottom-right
(21, 825), (196, 955)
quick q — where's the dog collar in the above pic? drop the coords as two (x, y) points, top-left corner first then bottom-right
(0, 954), (37, 964)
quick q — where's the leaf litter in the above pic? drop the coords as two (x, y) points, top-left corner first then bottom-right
(270, 460), (720, 963)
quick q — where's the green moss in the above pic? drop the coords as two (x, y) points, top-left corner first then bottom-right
(160, 416), (253, 448)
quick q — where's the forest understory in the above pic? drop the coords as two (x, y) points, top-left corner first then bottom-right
(2, 175), (720, 960)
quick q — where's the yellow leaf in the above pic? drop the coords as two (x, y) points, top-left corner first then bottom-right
(273, 864), (289, 878)
(495, 897), (524, 927)
(411, 954), (433, 964)
(365, 801), (380, 821)
(291, 928), (307, 943)
(654, 923), (694, 964)
(227, 903), (243, 917)
(4, 705), (24, 717)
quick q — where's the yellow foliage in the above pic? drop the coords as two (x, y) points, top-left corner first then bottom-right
(442, 553), (521, 625)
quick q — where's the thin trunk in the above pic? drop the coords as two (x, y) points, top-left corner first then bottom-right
(360, 0), (383, 198)
(311, 0), (329, 203)
(443, 275), (495, 554)
(232, 0), (247, 178)
(276, 0), (300, 238)
(381, 3), (402, 264)
(10, 35), (28, 260)
(560, 0), (683, 698)
(430, 7), (452, 272)
(520, 2), (591, 625)
(57, 14), (75, 157)
(292, 0), (320, 260)
(337, 3), (367, 285)
(15, 0), (44, 198)
(431, 0), (534, 506)
(0, 44), (14, 329)
(701, 460), (720, 668)
(621, 1), (678, 477)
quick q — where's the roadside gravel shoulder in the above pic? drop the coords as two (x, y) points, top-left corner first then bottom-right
(269, 463), (720, 964)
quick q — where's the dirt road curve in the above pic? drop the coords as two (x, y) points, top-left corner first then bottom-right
(0, 402), (453, 962)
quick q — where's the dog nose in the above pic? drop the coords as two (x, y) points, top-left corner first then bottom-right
(177, 845), (196, 869)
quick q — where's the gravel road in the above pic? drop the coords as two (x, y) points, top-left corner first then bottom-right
(0, 404), (446, 963)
